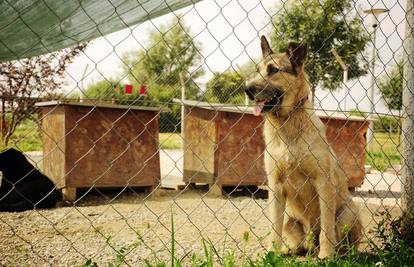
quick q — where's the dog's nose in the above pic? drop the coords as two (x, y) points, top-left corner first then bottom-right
(245, 86), (256, 100)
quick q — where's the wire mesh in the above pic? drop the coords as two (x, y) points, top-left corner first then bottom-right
(0, 0), (412, 266)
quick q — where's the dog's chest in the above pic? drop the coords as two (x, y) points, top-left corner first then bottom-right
(264, 133), (304, 166)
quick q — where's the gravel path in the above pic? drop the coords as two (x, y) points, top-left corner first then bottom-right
(0, 189), (401, 267)
(0, 150), (403, 266)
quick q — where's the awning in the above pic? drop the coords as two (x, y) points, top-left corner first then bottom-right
(0, 0), (200, 62)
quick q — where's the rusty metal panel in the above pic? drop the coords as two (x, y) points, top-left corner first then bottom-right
(216, 111), (267, 186)
(41, 106), (66, 189)
(321, 118), (369, 188)
(183, 106), (217, 184)
(64, 105), (160, 188)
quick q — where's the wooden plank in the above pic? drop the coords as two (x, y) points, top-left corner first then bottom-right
(41, 106), (66, 189)
(183, 106), (216, 184)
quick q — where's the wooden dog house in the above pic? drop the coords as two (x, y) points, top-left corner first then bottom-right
(179, 100), (370, 193)
(36, 101), (163, 201)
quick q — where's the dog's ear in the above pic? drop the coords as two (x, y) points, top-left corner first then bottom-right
(260, 36), (273, 58)
(287, 42), (307, 68)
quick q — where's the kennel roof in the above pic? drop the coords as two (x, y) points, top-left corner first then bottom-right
(175, 99), (373, 122)
(36, 100), (169, 112)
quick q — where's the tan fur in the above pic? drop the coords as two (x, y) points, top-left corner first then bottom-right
(246, 37), (362, 259)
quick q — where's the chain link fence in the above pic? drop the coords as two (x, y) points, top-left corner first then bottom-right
(0, 0), (413, 265)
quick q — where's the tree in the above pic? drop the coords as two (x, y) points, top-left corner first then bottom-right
(121, 17), (204, 132)
(378, 59), (403, 110)
(0, 44), (87, 146)
(205, 71), (246, 104)
(122, 17), (203, 100)
(269, 0), (370, 103)
(76, 79), (128, 102)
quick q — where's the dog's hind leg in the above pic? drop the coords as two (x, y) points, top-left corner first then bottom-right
(280, 217), (307, 255)
(335, 202), (362, 250)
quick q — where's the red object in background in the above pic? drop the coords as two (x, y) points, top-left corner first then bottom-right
(125, 84), (133, 94)
(140, 85), (147, 96)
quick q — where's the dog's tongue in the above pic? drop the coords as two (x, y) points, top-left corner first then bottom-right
(253, 101), (266, 116)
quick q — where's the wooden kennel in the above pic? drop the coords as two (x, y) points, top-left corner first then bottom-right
(36, 101), (163, 201)
(180, 100), (369, 192)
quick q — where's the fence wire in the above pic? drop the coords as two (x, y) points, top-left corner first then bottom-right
(0, 0), (412, 266)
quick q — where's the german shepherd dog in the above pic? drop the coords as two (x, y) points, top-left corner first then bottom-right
(245, 36), (361, 259)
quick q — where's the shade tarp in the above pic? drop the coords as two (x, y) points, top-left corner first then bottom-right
(0, 0), (200, 62)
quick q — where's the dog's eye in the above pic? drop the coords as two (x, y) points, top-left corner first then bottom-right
(267, 64), (279, 75)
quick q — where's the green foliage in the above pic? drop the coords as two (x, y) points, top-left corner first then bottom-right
(5, 118), (42, 151)
(204, 71), (246, 104)
(373, 115), (401, 134)
(269, 0), (369, 91)
(77, 17), (205, 132)
(369, 211), (414, 266)
(122, 17), (203, 101)
(159, 133), (182, 149)
(123, 17), (203, 87)
(79, 79), (138, 104)
(351, 109), (401, 171)
(121, 17), (204, 131)
(0, 44), (87, 146)
(378, 59), (404, 110)
(366, 132), (401, 172)
(350, 109), (401, 133)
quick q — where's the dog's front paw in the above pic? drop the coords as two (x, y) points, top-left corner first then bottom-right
(318, 246), (334, 259)
(280, 245), (291, 255)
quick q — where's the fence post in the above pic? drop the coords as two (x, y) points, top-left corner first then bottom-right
(401, 0), (414, 214)
(179, 71), (186, 139)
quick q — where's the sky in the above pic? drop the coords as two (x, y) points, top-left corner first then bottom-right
(63, 0), (408, 115)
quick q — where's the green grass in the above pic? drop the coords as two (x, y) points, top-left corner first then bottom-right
(366, 132), (401, 172)
(5, 119), (42, 151)
(159, 133), (182, 149)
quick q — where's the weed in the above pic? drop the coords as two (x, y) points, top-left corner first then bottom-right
(369, 210), (414, 266)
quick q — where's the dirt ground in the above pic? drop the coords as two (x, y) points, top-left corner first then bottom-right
(0, 150), (403, 266)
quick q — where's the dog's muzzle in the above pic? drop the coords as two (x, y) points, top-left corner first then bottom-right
(245, 86), (284, 116)
(245, 87), (256, 101)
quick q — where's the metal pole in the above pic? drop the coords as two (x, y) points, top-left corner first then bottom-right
(343, 69), (348, 112)
(179, 72), (186, 140)
(80, 64), (89, 102)
(402, 0), (414, 214)
(331, 48), (348, 112)
(367, 15), (379, 151)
